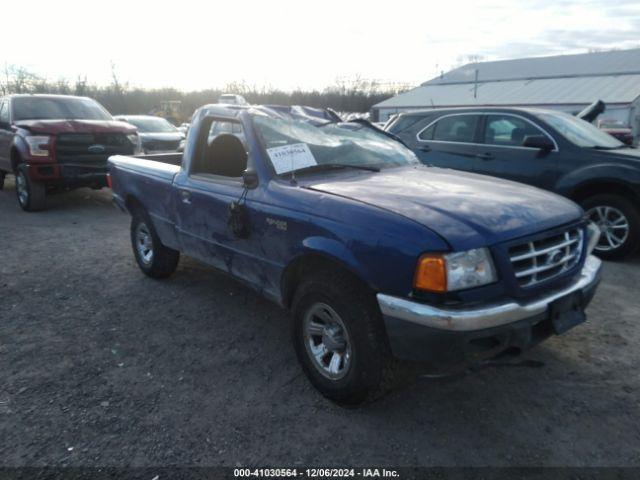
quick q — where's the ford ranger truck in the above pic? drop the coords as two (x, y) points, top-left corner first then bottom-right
(0, 94), (139, 211)
(108, 104), (602, 405)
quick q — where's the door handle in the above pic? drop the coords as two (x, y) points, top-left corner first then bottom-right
(419, 145), (431, 152)
(180, 189), (192, 204)
(476, 152), (494, 160)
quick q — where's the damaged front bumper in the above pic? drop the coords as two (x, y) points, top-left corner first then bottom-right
(377, 255), (602, 364)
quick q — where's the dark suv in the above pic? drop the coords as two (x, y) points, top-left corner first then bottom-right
(0, 94), (139, 211)
(386, 107), (640, 259)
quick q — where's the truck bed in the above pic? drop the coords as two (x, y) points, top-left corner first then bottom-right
(131, 153), (183, 166)
(107, 153), (182, 250)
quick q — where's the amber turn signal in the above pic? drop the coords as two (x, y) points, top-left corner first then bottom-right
(414, 254), (447, 292)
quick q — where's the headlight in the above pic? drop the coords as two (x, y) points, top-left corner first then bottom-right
(25, 135), (51, 156)
(126, 133), (142, 154)
(414, 247), (497, 292)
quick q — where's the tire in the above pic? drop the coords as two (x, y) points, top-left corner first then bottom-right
(582, 194), (640, 260)
(15, 165), (46, 212)
(0, 171), (5, 190)
(291, 268), (399, 405)
(130, 211), (180, 278)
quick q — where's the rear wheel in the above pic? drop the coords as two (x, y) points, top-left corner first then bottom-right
(130, 212), (180, 278)
(15, 166), (46, 212)
(291, 269), (398, 405)
(583, 194), (639, 260)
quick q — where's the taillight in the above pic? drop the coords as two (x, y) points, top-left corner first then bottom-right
(106, 173), (113, 189)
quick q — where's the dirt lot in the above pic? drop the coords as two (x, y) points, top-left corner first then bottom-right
(0, 177), (639, 468)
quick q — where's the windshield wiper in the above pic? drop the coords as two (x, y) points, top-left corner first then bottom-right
(283, 163), (380, 177)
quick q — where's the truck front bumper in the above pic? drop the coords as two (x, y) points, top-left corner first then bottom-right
(377, 255), (602, 365)
(26, 163), (108, 189)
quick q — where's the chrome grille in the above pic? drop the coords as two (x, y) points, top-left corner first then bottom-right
(509, 227), (584, 287)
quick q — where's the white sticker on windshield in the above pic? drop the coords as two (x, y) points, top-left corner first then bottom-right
(266, 143), (317, 174)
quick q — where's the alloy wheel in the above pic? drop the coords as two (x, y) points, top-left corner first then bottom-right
(303, 302), (352, 380)
(587, 205), (630, 252)
(16, 172), (29, 206)
(135, 222), (154, 265)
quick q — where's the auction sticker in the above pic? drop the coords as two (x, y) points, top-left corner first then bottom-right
(267, 143), (317, 174)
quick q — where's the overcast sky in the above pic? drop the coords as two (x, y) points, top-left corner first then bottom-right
(3, 0), (640, 91)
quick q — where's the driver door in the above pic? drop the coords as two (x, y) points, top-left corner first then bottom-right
(473, 114), (559, 190)
(173, 118), (265, 283)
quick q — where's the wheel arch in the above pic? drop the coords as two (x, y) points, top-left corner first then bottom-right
(569, 179), (640, 205)
(280, 246), (374, 309)
(10, 147), (22, 172)
(124, 194), (147, 215)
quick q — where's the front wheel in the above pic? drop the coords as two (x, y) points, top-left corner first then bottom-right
(130, 212), (180, 278)
(15, 166), (46, 212)
(292, 270), (398, 405)
(583, 194), (640, 260)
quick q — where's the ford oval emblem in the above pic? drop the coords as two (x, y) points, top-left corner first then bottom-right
(545, 249), (564, 266)
(88, 144), (106, 154)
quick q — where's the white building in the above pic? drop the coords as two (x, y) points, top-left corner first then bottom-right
(372, 48), (640, 140)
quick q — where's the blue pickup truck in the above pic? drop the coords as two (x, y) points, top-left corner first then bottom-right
(108, 104), (603, 404)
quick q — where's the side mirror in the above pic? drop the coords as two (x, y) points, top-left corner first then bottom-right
(522, 135), (554, 151)
(242, 168), (258, 189)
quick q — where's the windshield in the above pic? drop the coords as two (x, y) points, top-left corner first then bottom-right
(124, 117), (178, 133)
(253, 116), (419, 175)
(537, 111), (624, 149)
(12, 97), (112, 121)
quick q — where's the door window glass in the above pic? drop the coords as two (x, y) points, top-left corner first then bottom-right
(484, 115), (545, 146)
(192, 120), (247, 178)
(419, 115), (479, 143)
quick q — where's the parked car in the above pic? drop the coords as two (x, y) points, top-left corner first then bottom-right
(0, 94), (139, 211)
(386, 107), (640, 259)
(597, 119), (634, 146)
(115, 115), (185, 154)
(218, 94), (248, 105)
(108, 104), (602, 404)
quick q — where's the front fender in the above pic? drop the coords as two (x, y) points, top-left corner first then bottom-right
(300, 236), (372, 286)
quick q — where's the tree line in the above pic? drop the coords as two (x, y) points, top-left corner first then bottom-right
(1, 65), (410, 119)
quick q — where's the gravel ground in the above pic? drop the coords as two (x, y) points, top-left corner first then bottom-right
(0, 177), (639, 468)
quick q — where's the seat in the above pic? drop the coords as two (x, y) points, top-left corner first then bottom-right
(202, 134), (247, 177)
(485, 127), (496, 144)
(510, 127), (526, 145)
(452, 125), (472, 142)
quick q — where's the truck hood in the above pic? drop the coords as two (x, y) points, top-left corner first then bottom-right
(304, 165), (583, 251)
(15, 119), (137, 135)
